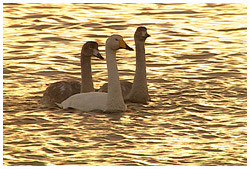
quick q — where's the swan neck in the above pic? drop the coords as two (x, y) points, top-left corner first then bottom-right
(81, 56), (94, 93)
(126, 39), (149, 103)
(134, 40), (146, 80)
(105, 48), (125, 111)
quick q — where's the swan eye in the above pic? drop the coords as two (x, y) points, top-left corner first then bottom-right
(115, 39), (118, 41)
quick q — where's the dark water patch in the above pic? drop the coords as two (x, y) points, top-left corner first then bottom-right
(28, 24), (53, 30)
(184, 107), (210, 113)
(47, 17), (62, 23)
(181, 93), (204, 99)
(68, 26), (82, 29)
(186, 129), (210, 134)
(21, 33), (36, 36)
(4, 117), (50, 125)
(157, 3), (186, 6)
(136, 10), (201, 15)
(81, 23), (102, 27)
(23, 154), (47, 160)
(204, 124), (225, 128)
(202, 72), (242, 78)
(217, 27), (247, 32)
(47, 129), (75, 135)
(228, 106), (246, 111)
(175, 52), (216, 60)
(20, 40), (41, 43)
(229, 52), (246, 56)
(88, 5), (115, 10)
(159, 123), (180, 129)
(98, 154), (116, 158)
(183, 114), (212, 122)
(8, 24), (30, 28)
(14, 45), (33, 49)
(85, 34), (108, 38)
(3, 68), (16, 74)
(42, 147), (59, 154)
(24, 14), (53, 19)
(105, 133), (126, 141)
(41, 37), (74, 42)
(6, 140), (38, 145)
(201, 134), (219, 139)
(33, 19), (42, 23)
(195, 47), (213, 51)
(103, 24), (128, 30)
(204, 3), (229, 8)
(33, 5), (61, 9)
(165, 30), (179, 34)
(62, 22), (77, 26)
(5, 16), (23, 20)
(169, 155), (195, 159)
(61, 15), (76, 20)
(26, 128), (52, 132)
(140, 7), (154, 10)
(60, 160), (88, 165)
(8, 161), (46, 166)
(28, 70), (62, 77)
(91, 28), (105, 31)
(56, 146), (82, 152)
(4, 3), (22, 6)
(103, 20), (126, 24)
(57, 136), (74, 142)
(219, 40), (235, 44)
(192, 104), (216, 111)
(40, 122), (61, 128)
(225, 123), (246, 128)
(201, 148), (223, 152)
(182, 28), (198, 32)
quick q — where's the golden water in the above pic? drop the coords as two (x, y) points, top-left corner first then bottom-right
(3, 3), (247, 166)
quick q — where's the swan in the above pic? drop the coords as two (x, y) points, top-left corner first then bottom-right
(99, 26), (150, 103)
(40, 41), (103, 107)
(58, 34), (134, 112)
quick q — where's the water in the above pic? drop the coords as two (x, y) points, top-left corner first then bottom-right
(3, 3), (247, 166)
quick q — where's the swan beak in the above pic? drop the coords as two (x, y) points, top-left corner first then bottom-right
(93, 49), (104, 60)
(119, 40), (134, 51)
(146, 33), (150, 38)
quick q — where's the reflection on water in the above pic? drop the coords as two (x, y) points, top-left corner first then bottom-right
(3, 3), (247, 166)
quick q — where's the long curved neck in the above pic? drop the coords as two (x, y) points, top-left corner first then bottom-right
(134, 40), (147, 85)
(127, 39), (149, 103)
(105, 48), (125, 112)
(81, 56), (94, 93)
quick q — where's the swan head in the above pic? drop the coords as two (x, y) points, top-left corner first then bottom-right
(81, 41), (104, 60)
(106, 34), (134, 51)
(134, 26), (150, 41)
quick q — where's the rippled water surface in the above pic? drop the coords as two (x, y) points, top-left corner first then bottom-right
(3, 3), (247, 166)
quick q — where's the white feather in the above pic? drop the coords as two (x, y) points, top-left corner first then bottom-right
(60, 92), (107, 111)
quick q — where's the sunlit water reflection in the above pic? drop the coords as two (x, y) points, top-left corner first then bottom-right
(3, 3), (247, 166)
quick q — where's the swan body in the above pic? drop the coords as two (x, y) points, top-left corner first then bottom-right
(57, 92), (107, 112)
(99, 26), (150, 104)
(40, 80), (81, 107)
(98, 80), (132, 98)
(40, 41), (103, 107)
(59, 34), (133, 112)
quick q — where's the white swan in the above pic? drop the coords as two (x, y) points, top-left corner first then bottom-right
(40, 41), (103, 107)
(99, 26), (150, 103)
(58, 35), (134, 112)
